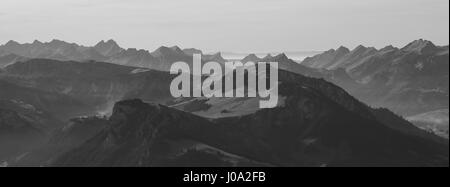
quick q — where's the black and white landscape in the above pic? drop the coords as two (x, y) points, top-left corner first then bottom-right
(0, 0), (448, 167)
(0, 38), (448, 167)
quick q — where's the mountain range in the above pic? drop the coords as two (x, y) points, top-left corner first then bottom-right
(0, 39), (227, 71)
(301, 39), (449, 138)
(0, 39), (448, 166)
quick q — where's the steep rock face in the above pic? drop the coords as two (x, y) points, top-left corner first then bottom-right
(53, 98), (448, 167)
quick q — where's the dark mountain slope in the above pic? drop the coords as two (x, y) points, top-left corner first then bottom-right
(0, 54), (28, 68)
(175, 68), (446, 147)
(0, 99), (58, 163)
(52, 97), (448, 167)
(52, 100), (269, 167)
(1, 59), (177, 117)
(407, 109), (449, 139)
(0, 79), (94, 121)
(10, 116), (109, 166)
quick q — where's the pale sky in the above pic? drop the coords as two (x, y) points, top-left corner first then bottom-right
(0, 0), (448, 52)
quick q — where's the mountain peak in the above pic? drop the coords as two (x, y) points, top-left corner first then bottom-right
(170, 46), (184, 53)
(152, 46), (171, 56)
(247, 53), (258, 58)
(110, 99), (162, 132)
(275, 53), (289, 60)
(47, 39), (73, 48)
(95, 39), (119, 47)
(337, 46), (350, 53)
(152, 46), (186, 57)
(263, 54), (274, 60)
(32, 40), (43, 45)
(380, 45), (397, 51)
(106, 39), (118, 44)
(263, 53), (292, 63)
(210, 52), (225, 61)
(183, 48), (203, 56)
(242, 53), (262, 62)
(5, 40), (20, 46)
(350, 45), (371, 55)
(49, 39), (65, 44)
(94, 39), (122, 56)
(402, 39), (437, 54)
(354, 45), (367, 51)
(201, 52), (226, 63)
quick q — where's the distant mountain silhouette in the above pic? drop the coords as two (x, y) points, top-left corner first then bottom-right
(241, 54), (262, 63)
(94, 39), (124, 57)
(182, 48), (203, 56)
(0, 40), (229, 71)
(2, 38), (447, 116)
(240, 53), (324, 78)
(0, 39), (107, 62)
(302, 40), (449, 117)
(203, 52), (227, 63)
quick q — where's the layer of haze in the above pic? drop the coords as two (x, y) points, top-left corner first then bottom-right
(0, 0), (449, 52)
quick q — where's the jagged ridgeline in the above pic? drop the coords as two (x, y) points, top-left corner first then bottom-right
(0, 39), (448, 167)
(301, 39), (449, 139)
